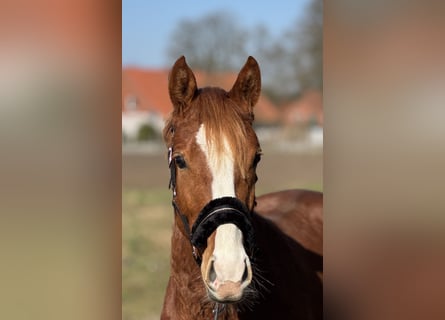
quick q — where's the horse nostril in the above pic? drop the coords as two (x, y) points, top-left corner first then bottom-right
(241, 261), (249, 283)
(208, 260), (217, 283)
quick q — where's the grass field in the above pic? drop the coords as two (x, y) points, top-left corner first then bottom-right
(122, 188), (172, 320)
(122, 148), (322, 320)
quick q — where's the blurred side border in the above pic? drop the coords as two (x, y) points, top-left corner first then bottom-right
(0, 1), (122, 320)
(325, 1), (445, 319)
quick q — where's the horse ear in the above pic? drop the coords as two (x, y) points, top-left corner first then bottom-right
(229, 56), (261, 111)
(169, 56), (197, 109)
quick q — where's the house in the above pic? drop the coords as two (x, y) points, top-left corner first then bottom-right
(122, 68), (170, 140)
(282, 89), (323, 127)
(281, 89), (323, 147)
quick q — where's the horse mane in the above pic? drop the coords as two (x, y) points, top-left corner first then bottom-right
(164, 87), (256, 178)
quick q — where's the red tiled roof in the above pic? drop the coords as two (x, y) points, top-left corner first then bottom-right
(255, 95), (281, 124)
(282, 90), (323, 126)
(122, 68), (171, 115)
(122, 67), (280, 124)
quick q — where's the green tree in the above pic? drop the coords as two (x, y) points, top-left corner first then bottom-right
(137, 124), (159, 142)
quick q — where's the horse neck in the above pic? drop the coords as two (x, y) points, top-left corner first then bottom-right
(169, 218), (200, 280)
(166, 217), (239, 320)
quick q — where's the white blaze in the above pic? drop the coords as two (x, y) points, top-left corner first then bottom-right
(196, 124), (236, 199)
(196, 124), (248, 283)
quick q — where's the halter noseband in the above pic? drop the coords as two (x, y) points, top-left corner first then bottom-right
(168, 146), (255, 266)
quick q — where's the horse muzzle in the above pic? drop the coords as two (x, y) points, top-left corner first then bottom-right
(191, 197), (255, 302)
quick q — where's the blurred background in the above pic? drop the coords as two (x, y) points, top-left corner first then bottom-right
(122, 0), (322, 319)
(2, 1), (445, 320)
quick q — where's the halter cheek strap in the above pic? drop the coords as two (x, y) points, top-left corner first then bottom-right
(169, 146), (198, 261)
(169, 147), (191, 234)
(168, 147), (176, 197)
(168, 146), (255, 266)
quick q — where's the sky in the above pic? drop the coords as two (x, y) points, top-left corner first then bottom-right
(122, 0), (310, 69)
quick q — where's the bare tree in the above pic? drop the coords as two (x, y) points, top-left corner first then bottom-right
(166, 12), (248, 73)
(249, 0), (323, 104)
(166, 2), (322, 102)
(290, 0), (323, 91)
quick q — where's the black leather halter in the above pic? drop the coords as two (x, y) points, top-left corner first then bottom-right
(168, 147), (255, 266)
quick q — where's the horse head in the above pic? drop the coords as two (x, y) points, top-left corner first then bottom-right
(164, 56), (262, 303)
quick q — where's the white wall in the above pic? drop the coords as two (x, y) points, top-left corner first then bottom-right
(122, 111), (165, 139)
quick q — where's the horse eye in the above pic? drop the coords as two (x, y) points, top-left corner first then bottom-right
(174, 155), (187, 169)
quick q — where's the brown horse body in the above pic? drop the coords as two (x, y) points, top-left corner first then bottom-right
(256, 189), (323, 256)
(160, 56), (322, 319)
(161, 192), (323, 320)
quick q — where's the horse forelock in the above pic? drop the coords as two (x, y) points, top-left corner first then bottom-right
(196, 88), (256, 178)
(165, 87), (256, 179)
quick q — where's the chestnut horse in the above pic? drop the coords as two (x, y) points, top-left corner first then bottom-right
(161, 56), (322, 319)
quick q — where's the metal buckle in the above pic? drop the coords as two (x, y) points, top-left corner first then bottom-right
(168, 147), (173, 167)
